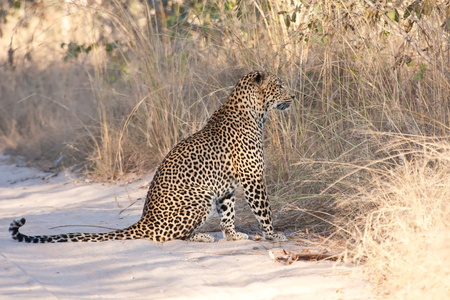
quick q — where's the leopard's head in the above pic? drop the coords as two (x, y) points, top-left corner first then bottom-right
(228, 71), (294, 121)
(233, 71), (294, 114)
(253, 71), (294, 112)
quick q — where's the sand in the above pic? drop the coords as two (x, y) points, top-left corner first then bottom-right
(0, 155), (373, 299)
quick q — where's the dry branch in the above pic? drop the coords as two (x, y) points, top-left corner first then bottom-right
(363, 0), (450, 79)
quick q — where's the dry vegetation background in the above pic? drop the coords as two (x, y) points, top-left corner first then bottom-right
(0, 0), (449, 298)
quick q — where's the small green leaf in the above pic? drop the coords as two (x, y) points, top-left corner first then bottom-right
(414, 72), (423, 81)
(291, 12), (296, 23)
(404, 4), (412, 18)
(403, 4), (413, 19)
(422, 3), (433, 16)
(386, 8), (399, 22)
(285, 15), (290, 28)
(404, 3), (422, 19)
(105, 42), (118, 53)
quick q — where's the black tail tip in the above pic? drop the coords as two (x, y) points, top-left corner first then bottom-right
(9, 218), (26, 233)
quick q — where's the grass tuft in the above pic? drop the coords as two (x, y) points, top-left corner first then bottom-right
(335, 135), (450, 298)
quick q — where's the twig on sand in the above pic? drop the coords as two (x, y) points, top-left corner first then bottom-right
(269, 249), (340, 265)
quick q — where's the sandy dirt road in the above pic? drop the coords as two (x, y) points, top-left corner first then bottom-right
(0, 156), (373, 299)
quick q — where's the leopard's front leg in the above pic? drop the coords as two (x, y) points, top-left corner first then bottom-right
(241, 177), (287, 242)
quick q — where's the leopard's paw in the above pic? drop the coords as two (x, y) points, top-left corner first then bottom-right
(264, 232), (287, 242)
(188, 233), (215, 243)
(225, 232), (249, 241)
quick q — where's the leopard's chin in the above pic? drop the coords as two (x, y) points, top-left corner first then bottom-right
(276, 102), (291, 110)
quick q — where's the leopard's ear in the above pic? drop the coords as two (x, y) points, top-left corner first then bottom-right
(253, 71), (267, 85)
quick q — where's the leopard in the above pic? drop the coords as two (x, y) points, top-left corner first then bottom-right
(9, 71), (294, 243)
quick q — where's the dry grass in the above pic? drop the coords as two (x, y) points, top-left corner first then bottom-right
(0, 0), (449, 298)
(335, 135), (450, 298)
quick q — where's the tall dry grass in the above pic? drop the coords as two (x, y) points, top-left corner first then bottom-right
(335, 135), (450, 298)
(0, 0), (449, 298)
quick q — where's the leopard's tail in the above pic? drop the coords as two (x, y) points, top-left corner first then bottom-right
(9, 218), (150, 243)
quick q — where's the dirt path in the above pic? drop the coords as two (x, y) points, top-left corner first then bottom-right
(0, 156), (373, 299)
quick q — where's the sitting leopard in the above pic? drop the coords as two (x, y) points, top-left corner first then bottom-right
(9, 71), (294, 243)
